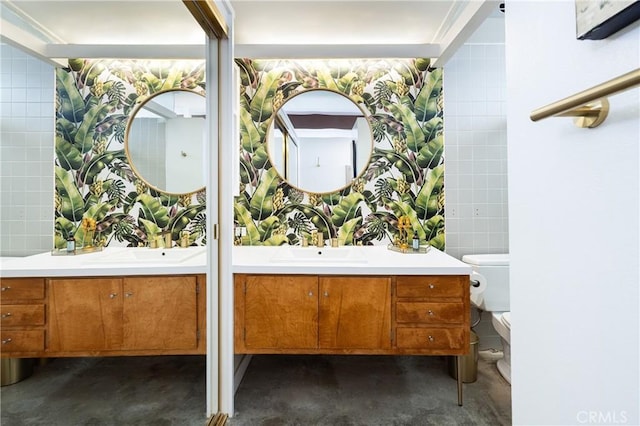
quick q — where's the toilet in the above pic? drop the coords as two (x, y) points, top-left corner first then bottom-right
(461, 253), (511, 384)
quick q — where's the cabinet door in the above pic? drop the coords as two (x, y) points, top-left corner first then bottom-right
(244, 275), (318, 349)
(319, 276), (391, 349)
(122, 276), (198, 350)
(48, 278), (123, 352)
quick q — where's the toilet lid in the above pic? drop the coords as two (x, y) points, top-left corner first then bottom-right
(501, 312), (511, 329)
(462, 253), (509, 266)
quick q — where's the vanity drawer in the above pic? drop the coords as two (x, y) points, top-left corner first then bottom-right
(396, 302), (464, 324)
(0, 278), (45, 301)
(1, 304), (45, 326)
(396, 276), (463, 298)
(396, 327), (465, 350)
(1, 330), (45, 352)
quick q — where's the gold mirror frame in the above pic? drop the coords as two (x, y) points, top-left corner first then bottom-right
(265, 88), (374, 195)
(125, 88), (206, 195)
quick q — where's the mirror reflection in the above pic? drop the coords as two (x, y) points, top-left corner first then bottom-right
(267, 89), (373, 194)
(126, 89), (206, 194)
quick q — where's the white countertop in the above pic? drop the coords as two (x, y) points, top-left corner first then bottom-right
(0, 247), (208, 278)
(232, 245), (471, 275)
(1, 245), (471, 278)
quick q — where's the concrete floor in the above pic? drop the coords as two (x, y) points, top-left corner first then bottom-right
(1, 352), (510, 426)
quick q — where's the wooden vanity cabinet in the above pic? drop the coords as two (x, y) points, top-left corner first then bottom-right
(234, 274), (468, 356)
(242, 275), (318, 350)
(0, 278), (46, 355)
(394, 275), (470, 355)
(235, 274), (392, 354)
(318, 276), (391, 351)
(48, 275), (205, 356)
(1, 274), (205, 358)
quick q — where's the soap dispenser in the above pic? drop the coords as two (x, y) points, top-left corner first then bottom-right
(66, 231), (76, 253)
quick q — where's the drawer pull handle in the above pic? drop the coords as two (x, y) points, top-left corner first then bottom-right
(427, 310), (434, 316)
(125, 292), (133, 298)
(428, 284), (435, 289)
(428, 335), (434, 342)
(109, 293), (118, 299)
(2, 338), (12, 344)
(1, 312), (12, 318)
(1, 286), (10, 292)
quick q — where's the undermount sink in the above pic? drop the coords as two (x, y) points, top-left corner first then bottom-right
(85, 247), (206, 264)
(269, 246), (368, 264)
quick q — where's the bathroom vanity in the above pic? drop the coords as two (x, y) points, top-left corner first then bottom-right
(0, 247), (207, 358)
(234, 246), (471, 355)
(234, 273), (469, 355)
(233, 245), (472, 404)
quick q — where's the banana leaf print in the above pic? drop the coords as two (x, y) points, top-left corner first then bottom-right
(234, 203), (261, 245)
(54, 59), (208, 248)
(415, 165), (445, 220)
(414, 68), (442, 122)
(385, 102), (424, 152)
(235, 59), (446, 248)
(331, 193), (365, 227)
(250, 68), (284, 123)
(257, 216), (281, 242)
(249, 168), (280, 220)
(56, 70), (85, 123)
(168, 204), (206, 239)
(338, 217), (363, 245)
(416, 134), (444, 169)
(240, 107), (263, 153)
(55, 166), (84, 222)
(55, 136), (83, 170)
(136, 194), (171, 229)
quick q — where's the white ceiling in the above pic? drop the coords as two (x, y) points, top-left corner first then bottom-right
(0, 0), (502, 67)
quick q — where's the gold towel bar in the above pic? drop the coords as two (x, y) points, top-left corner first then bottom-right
(530, 68), (640, 128)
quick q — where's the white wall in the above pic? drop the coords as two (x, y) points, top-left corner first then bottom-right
(298, 137), (352, 192)
(0, 43), (54, 256)
(165, 117), (204, 193)
(506, 3), (639, 425)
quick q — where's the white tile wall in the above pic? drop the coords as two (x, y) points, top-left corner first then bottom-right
(0, 44), (55, 256)
(443, 38), (509, 261)
(443, 18), (508, 350)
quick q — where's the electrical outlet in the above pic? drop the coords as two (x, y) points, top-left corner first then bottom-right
(474, 207), (482, 217)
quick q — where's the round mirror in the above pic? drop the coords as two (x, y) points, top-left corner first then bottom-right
(125, 89), (206, 195)
(266, 89), (373, 194)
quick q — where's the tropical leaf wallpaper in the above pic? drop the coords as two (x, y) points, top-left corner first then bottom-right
(235, 59), (445, 249)
(53, 59), (207, 249)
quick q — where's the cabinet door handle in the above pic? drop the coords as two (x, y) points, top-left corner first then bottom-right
(428, 284), (435, 289)
(2, 338), (12, 344)
(1, 312), (12, 319)
(109, 293), (118, 299)
(125, 292), (133, 298)
(324, 291), (329, 297)
(308, 291), (314, 297)
(1, 286), (10, 292)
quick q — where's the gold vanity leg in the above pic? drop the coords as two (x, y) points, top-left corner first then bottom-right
(456, 355), (463, 406)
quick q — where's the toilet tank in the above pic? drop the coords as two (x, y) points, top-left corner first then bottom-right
(462, 254), (510, 312)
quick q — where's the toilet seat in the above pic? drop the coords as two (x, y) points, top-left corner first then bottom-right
(491, 312), (511, 344)
(501, 312), (511, 329)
